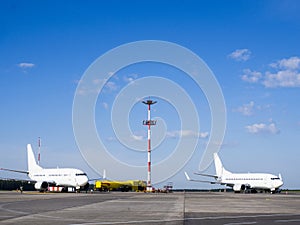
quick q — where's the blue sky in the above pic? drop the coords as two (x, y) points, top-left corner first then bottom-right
(1, 0), (300, 189)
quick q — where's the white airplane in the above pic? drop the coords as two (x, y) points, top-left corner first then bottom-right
(1, 144), (89, 192)
(185, 153), (283, 193)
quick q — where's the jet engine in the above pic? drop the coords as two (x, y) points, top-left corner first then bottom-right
(233, 184), (248, 193)
(34, 181), (55, 192)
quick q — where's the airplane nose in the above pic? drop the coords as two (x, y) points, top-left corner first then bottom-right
(77, 176), (88, 186)
(83, 176), (88, 184)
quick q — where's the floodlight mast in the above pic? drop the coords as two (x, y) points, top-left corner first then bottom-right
(142, 99), (157, 192)
(38, 137), (41, 165)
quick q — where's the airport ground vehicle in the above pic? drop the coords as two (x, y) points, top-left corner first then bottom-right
(94, 180), (146, 192)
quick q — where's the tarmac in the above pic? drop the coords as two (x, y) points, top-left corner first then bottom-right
(0, 191), (299, 225)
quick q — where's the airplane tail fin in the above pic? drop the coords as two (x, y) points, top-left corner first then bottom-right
(214, 153), (231, 178)
(27, 144), (42, 172)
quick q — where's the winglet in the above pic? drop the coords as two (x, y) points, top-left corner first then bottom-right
(184, 172), (191, 181)
(103, 169), (106, 180)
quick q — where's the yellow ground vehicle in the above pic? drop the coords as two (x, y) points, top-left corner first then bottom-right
(94, 180), (146, 192)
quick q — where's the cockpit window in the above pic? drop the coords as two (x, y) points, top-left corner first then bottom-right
(76, 173), (87, 176)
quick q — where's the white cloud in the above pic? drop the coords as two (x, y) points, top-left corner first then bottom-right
(18, 62), (35, 68)
(102, 102), (109, 110)
(106, 136), (116, 142)
(263, 57), (300, 88)
(235, 101), (255, 116)
(245, 122), (280, 134)
(124, 74), (138, 83)
(106, 134), (145, 142)
(76, 87), (98, 96)
(234, 102), (271, 116)
(242, 56), (300, 88)
(74, 79), (100, 96)
(130, 134), (144, 141)
(92, 78), (103, 85)
(198, 132), (209, 138)
(271, 56), (300, 70)
(263, 70), (300, 88)
(228, 49), (251, 61)
(76, 79), (118, 96)
(241, 69), (262, 83)
(166, 130), (209, 139)
(104, 81), (118, 92)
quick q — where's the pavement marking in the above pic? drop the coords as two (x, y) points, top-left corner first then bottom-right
(70, 218), (183, 225)
(65, 214), (300, 225)
(186, 214), (300, 222)
(224, 222), (257, 225)
(275, 219), (300, 223)
(0, 203), (28, 215)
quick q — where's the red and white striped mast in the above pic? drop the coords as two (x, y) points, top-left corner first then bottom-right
(142, 99), (157, 192)
(38, 137), (41, 165)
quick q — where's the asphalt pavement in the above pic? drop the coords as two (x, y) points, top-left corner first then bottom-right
(0, 191), (299, 225)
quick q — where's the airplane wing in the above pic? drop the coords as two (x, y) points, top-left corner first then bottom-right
(0, 168), (28, 174)
(88, 169), (108, 181)
(194, 172), (218, 179)
(185, 172), (234, 186)
(184, 172), (219, 184)
(88, 178), (103, 181)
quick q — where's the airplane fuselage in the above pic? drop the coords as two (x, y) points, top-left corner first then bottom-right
(26, 144), (89, 191)
(1, 144), (89, 192)
(185, 153), (283, 193)
(29, 168), (88, 190)
(220, 172), (283, 192)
